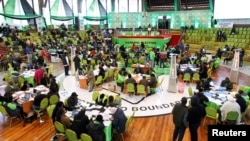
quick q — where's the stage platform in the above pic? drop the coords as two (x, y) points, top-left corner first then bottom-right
(114, 30), (172, 50)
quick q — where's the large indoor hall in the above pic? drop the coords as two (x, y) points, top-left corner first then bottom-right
(1, 0), (250, 141)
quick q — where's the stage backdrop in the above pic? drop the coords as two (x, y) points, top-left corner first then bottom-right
(114, 36), (171, 49)
(108, 10), (212, 29)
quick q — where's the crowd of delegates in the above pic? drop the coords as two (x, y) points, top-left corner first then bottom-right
(51, 91), (126, 141)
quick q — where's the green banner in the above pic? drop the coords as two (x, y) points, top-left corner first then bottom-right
(114, 37), (171, 50)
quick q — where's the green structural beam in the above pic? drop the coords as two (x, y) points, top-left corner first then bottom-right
(174, 0), (179, 11)
(209, 0), (213, 11)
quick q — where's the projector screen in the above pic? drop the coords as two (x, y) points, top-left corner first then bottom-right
(214, 0), (250, 19)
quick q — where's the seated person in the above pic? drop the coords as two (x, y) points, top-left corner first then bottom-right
(110, 107), (127, 133)
(40, 73), (50, 87)
(183, 67), (194, 76)
(196, 79), (205, 92)
(203, 77), (214, 91)
(66, 92), (79, 111)
(107, 95), (117, 107)
(116, 70), (126, 92)
(88, 114), (105, 141)
(238, 90), (249, 103)
(20, 80), (31, 91)
(223, 52), (234, 64)
(4, 80), (19, 94)
(95, 93), (107, 106)
(149, 73), (157, 89)
(55, 107), (72, 130)
(235, 94), (247, 113)
(134, 65), (143, 74)
(220, 77), (233, 90)
(32, 93), (47, 110)
(1, 96), (23, 118)
(71, 109), (90, 139)
(125, 73), (136, 84)
(139, 76), (149, 94)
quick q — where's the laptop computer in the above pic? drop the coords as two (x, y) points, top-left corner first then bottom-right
(21, 93), (31, 102)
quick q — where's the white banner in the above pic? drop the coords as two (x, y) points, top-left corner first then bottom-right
(216, 22), (234, 28)
(36, 17), (44, 32)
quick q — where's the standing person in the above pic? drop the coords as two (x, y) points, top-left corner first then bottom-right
(147, 24), (152, 36)
(149, 49), (156, 67)
(86, 65), (95, 92)
(73, 52), (81, 72)
(25, 44), (32, 64)
(34, 64), (44, 86)
(61, 53), (69, 76)
(110, 106), (127, 134)
(172, 97), (188, 141)
(187, 95), (206, 141)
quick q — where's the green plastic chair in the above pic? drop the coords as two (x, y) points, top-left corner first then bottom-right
(183, 73), (191, 83)
(34, 98), (49, 123)
(49, 95), (59, 105)
(80, 133), (93, 141)
(127, 83), (135, 95)
(203, 107), (218, 126)
(64, 98), (69, 108)
(108, 69), (114, 81)
(92, 91), (100, 102)
(224, 111), (239, 125)
(54, 121), (65, 136)
(66, 129), (80, 141)
(188, 86), (193, 97)
(81, 59), (88, 66)
(192, 72), (200, 83)
(95, 76), (103, 86)
(205, 101), (220, 110)
(47, 104), (56, 130)
(18, 76), (25, 88)
(0, 105), (21, 126)
(102, 71), (109, 83)
(238, 85), (246, 92)
(137, 84), (147, 97)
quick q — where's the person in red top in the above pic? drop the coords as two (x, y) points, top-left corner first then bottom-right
(131, 43), (137, 52)
(34, 64), (44, 85)
(40, 48), (47, 63)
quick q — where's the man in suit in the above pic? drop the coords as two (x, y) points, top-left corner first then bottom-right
(217, 29), (223, 42)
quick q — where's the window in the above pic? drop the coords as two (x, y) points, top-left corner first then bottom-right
(119, 0), (128, 12)
(129, 0), (138, 12)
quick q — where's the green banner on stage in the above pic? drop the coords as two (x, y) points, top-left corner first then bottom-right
(114, 37), (171, 50)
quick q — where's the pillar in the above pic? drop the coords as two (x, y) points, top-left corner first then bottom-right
(167, 54), (177, 93)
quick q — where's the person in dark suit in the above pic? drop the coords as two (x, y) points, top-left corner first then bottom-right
(217, 29), (223, 42)
(149, 73), (157, 89)
(187, 95), (206, 141)
(71, 109), (90, 138)
(134, 65), (142, 74)
(139, 76), (149, 94)
(110, 107), (127, 133)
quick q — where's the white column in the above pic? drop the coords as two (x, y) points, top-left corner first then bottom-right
(167, 54), (177, 93)
(229, 49), (240, 84)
